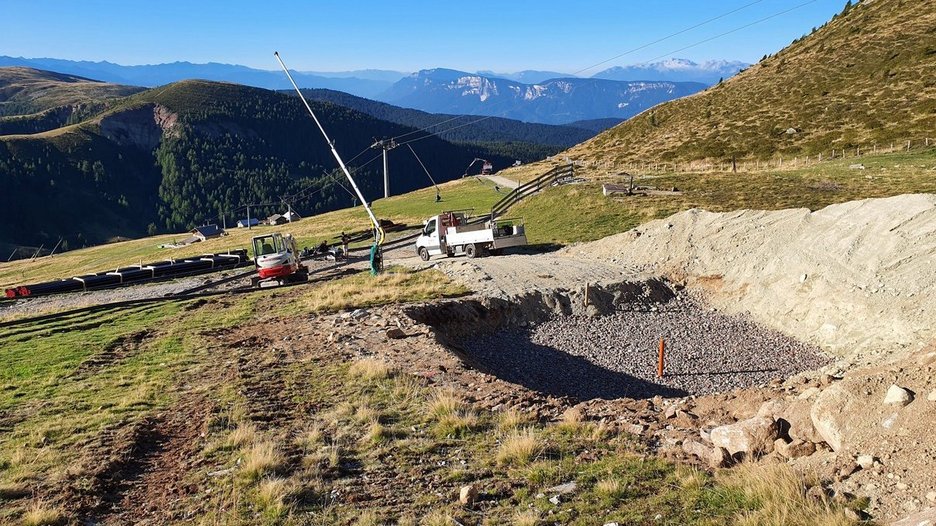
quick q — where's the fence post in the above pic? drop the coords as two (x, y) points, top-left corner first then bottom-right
(907, 140), (911, 152)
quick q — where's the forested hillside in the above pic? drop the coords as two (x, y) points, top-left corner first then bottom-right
(0, 75), (516, 250)
(297, 88), (597, 149)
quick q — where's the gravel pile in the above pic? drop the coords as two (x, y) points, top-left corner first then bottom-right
(457, 295), (830, 400)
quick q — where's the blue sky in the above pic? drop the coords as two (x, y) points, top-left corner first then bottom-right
(2, 0), (847, 73)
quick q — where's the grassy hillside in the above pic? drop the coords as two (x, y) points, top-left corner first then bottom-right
(0, 67), (143, 134)
(567, 0), (936, 164)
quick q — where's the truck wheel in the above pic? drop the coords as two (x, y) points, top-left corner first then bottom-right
(418, 247), (430, 261)
(465, 243), (478, 258)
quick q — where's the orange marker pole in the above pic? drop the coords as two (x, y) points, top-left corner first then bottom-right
(657, 338), (665, 378)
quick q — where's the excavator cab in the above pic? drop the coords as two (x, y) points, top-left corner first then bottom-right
(252, 233), (284, 259)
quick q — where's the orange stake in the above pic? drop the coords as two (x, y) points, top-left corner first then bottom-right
(657, 338), (665, 378)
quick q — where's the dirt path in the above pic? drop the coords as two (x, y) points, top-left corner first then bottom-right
(481, 174), (520, 190)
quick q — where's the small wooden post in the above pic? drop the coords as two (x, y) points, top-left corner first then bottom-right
(657, 338), (665, 378)
(907, 140), (911, 151)
(584, 282), (589, 307)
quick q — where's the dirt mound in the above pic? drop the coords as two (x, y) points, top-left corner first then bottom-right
(567, 194), (936, 363)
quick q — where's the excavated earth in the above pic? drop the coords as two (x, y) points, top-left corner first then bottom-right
(401, 193), (936, 522)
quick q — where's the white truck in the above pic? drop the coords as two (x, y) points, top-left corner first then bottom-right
(416, 210), (527, 260)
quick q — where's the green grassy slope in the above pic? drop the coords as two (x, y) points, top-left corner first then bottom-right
(567, 0), (936, 164)
(0, 66), (143, 134)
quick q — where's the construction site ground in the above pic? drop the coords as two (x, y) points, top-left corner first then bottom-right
(1, 194), (934, 524)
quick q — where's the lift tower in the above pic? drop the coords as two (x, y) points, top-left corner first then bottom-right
(370, 138), (398, 198)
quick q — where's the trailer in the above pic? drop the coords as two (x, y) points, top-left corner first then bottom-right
(415, 211), (526, 260)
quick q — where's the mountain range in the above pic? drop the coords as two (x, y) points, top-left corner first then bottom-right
(379, 69), (706, 125)
(0, 56), (745, 124)
(0, 56), (401, 98)
(592, 58), (748, 84)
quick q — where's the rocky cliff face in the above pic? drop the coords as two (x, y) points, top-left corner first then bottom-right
(99, 103), (177, 151)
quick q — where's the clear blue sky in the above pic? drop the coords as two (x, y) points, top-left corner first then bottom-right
(2, 0), (847, 73)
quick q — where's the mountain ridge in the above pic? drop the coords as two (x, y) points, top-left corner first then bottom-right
(379, 69), (706, 125)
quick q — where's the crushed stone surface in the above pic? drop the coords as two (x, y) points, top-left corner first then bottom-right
(458, 295), (830, 400)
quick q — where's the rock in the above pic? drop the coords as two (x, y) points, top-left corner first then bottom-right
(896, 482), (909, 491)
(458, 484), (478, 505)
(805, 485), (828, 502)
(798, 386), (821, 400)
(775, 438), (816, 459)
(811, 382), (850, 451)
(350, 308), (368, 319)
(890, 507), (936, 526)
(625, 423), (647, 436)
(856, 454), (875, 470)
(546, 481), (577, 495)
(663, 404), (680, 419)
(385, 328), (407, 339)
(837, 463), (859, 480)
(710, 417), (780, 457)
(709, 446), (731, 468)
(928, 390), (936, 402)
(682, 439), (711, 460)
(848, 163), (866, 170)
(549, 495), (561, 505)
(758, 399), (822, 444)
(884, 385), (914, 406)
(603, 523), (621, 526)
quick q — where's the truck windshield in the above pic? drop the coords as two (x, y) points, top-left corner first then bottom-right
(424, 219), (436, 236)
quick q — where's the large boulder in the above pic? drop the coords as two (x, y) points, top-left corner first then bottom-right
(758, 398), (823, 444)
(890, 507), (936, 526)
(709, 417), (780, 457)
(810, 383), (850, 452)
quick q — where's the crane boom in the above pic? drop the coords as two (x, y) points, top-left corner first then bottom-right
(273, 51), (385, 247)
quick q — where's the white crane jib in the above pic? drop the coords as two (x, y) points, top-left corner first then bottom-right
(273, 51), (385, 247)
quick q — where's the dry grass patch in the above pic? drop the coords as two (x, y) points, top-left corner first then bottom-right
(556, 407), (583, 432)
(295, 424), (324, 454)
(497, 408), (530, 432)
(428, 390), (477, 438)
(594, 477), (625, 504)
(255, 477), (292, 518)
(348, 358), (394, 381)
(512, 508), (540, 526)
(355, 509), (382, 526)
(21, 503), (65, 526)
(225, 422), (259, 449)
(721, 461), (862, 526)
(420, 509), (454, 526)
(354, 403), (380, 424)
(240, 441), (284, 483)
(364, 421), (390, 445)
(497, 428), (542, 467)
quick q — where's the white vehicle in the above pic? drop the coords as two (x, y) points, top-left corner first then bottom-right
(416, 211), (527, 260)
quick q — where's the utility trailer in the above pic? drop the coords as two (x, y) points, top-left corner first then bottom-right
(415, 211), (527, 260)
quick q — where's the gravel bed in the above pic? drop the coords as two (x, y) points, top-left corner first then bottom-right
(457, 295), (830, 400)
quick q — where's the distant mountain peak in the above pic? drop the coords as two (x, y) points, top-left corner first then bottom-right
(593, 58), (749, 84)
